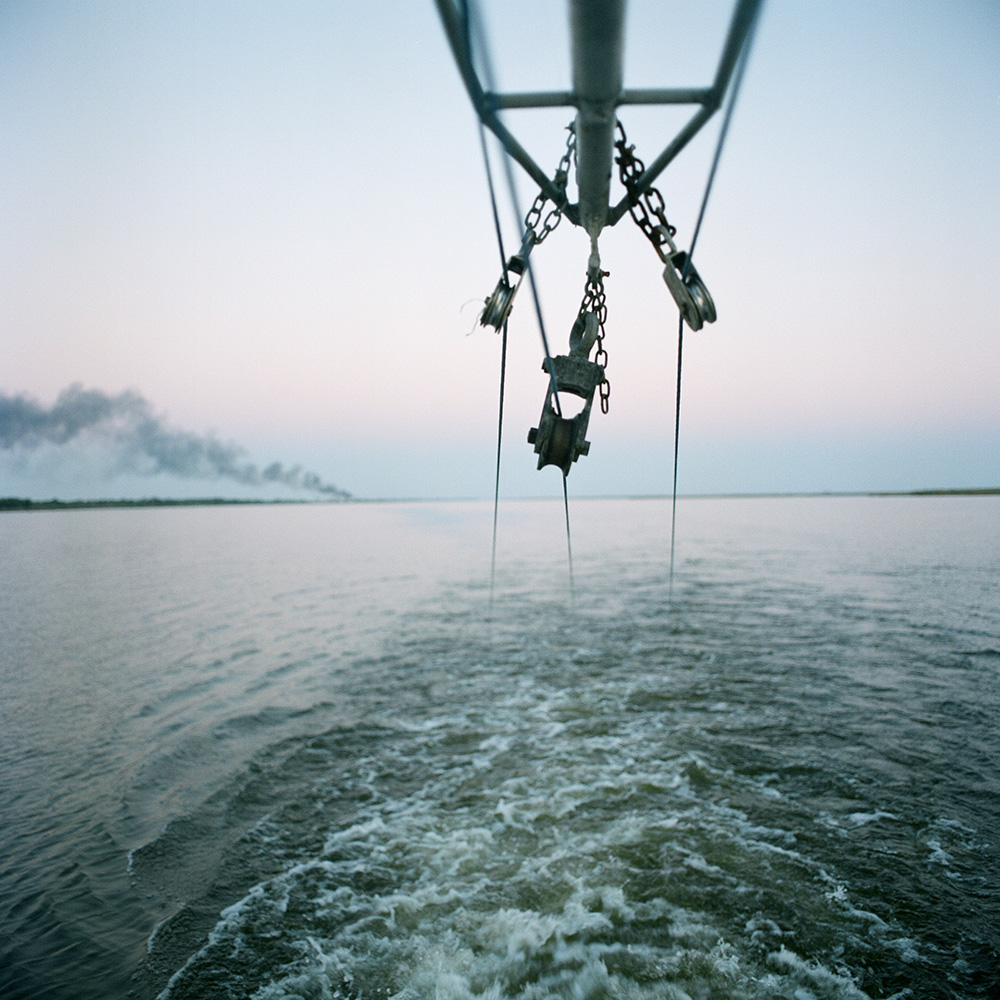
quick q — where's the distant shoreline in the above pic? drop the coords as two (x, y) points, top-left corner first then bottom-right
(2, 488), (998, 512)
(0, 496), (343, 512)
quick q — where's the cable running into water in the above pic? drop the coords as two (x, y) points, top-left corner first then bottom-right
(562, 474), (575, 601)
(489, 320), (508, 614)
(472, 90), (510, 613)
(461, 0), (574, 599)
(462, 1), (509, 613)
(669, 9), (762, 598)
(667, 315), (684, 599)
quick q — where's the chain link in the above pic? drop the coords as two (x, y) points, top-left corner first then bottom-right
(480, 125), (577, 332)
(614, 121), (677, 264)
(523, 124), (576, 245)
(614, 120), (717, 332)
(579, 270), (611, 414)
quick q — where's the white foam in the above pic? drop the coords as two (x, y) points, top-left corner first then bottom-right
(154, 630), (937, 1000)
(846, 810), (896, 827)
(926, 839), (951, 866)
(767, 946), (872, 999)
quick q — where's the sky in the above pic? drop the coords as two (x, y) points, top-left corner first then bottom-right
(2, 0), (998, 501)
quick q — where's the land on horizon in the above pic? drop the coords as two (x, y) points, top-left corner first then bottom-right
(2, 488), (999, 512)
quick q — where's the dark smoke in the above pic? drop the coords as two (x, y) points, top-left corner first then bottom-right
(0, 384), (350, 498)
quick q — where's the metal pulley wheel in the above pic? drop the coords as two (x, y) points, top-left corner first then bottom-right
(684, 270), (716, 327)
(480, 231), (536, 331)
(662, 251), (716, 331)
(481, 279), (516, 331)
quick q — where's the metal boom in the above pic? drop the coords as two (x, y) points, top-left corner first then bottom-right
(434, 0), (763, 235)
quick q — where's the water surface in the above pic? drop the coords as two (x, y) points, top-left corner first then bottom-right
(1, 496), (997, 998)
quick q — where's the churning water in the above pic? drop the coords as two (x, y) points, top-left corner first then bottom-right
(1, 496), (997, 999)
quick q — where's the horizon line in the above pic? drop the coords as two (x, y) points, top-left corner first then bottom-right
(2, 486), (999, 512)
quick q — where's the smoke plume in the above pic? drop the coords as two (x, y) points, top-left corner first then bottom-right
(0, 384), (350, 498)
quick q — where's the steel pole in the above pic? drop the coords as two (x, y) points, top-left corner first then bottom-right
(569, 0), (626, 240)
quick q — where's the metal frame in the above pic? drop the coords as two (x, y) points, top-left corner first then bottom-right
(434, 0), (763, 236)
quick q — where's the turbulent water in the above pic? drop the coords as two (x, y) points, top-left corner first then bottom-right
(1, 496), (997, 1000)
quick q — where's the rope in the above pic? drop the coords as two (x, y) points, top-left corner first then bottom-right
(669, 7), (761, 599)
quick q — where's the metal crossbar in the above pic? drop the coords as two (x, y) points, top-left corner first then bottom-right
(434, 0), (764, 236)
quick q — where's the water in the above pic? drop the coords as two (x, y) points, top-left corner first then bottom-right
(1, 496), (997, 999)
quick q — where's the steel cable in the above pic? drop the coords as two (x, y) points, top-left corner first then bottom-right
(461, 0), (574, 601)
(669, 4), (763, 598)
(474, 89), (509, 612)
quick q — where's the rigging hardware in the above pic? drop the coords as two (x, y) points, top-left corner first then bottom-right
(581, 256), (612, 414)
(615, 123), (716, 331)
(527, 259), (610, 475)
(668, 6), (762, 597)
(480, 229), (534, 330)
(527, 351), (605, 476)
(479, 127), (575, 332)
(437, 0), (764, 594)
(475, 86), (509, 615)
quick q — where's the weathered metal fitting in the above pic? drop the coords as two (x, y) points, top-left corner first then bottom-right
(527, 354), (605, 476)
(480, 231), (536, 330)
(506, 228), (536, 276)
(481, 278), (517, 330)
(662, 250), (717, 331)
(569, 311), (600, 359)
(651, 223), (679, 255)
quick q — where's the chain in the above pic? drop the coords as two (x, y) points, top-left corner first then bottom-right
(522, 124), (576, 245)
(614, 120), (677, 265)
(579, 269), (611, 414)
(481, 125), (578, 332)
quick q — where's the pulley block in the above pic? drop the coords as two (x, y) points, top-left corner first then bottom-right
(527, 353), (605, 476)
(479, 230), (536, 331)
(662, 250), (717, 331)
(481, 278), (517, 330)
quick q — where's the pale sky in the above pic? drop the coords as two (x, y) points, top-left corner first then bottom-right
(2, 0), (998, 500)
